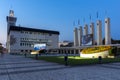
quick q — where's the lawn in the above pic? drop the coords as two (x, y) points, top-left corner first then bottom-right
(31, 56), (120, 66)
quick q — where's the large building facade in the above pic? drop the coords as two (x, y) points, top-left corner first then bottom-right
(6, 10), (59, 53)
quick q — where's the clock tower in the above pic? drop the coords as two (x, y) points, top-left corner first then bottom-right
(6, 10), (17, 34)
(6, 10), (17, 52)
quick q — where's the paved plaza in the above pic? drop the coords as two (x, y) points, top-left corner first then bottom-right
(0, 54), (120, 80)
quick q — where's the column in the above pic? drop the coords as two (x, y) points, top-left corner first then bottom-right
(105, 17), (111, 45)
(90, 22), (95, 45)
(97, 20), (102, 45)
(74, 27), (79, 47)
(83, 24), (88, 36)
(78, 26), (82, 46)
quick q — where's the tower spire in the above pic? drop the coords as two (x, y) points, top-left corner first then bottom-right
(78, 19), (80, 25)
(105, 10), (108, 18)
(97, 11), (99, 19)
(6, 10), (17, 32)
(73, 21), (75, 27)
(89, 14), (91, 21)
(9, 10), (14, 17)
(83, 18), (85, 24)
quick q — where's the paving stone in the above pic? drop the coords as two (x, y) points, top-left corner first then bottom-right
(0, 75), (10, 80)
(1, 54), (120, 80)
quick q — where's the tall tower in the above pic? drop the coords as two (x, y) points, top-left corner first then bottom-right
(6, 10), (17, 34)
(78, 26), (82, 46)
(90, 22), (95, 45)
(105, 17), (111, 45)
(83, 24), (88, 36)
(6, 10), (17, 52)
(97, 20), (102, 45)
(74, 27), (79, 47)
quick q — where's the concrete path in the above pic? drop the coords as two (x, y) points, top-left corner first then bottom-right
(1, 54), (120, 80)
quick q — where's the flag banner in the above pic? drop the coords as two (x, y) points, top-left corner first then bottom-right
(82, 34), (93, 46)
(34, 44), (46, 51)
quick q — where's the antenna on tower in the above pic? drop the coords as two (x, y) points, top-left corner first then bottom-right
(9, 3), (14, 17)
(10, 5), (13, 10)
(78, 19), (80, 25)
(96, 11), (99, 19)
(83, 18), (85, 24)
(89, 14), (92, 21)
(105, 10), (108, 18)
(73, 21), (75, 27)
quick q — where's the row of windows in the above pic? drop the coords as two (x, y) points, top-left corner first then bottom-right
(21, 50), (32, 52)
(20, 38), (52, 42)
(20, 42), (51, 47)
(20, 42), (52, 47)
(20, 31), (52, 36)
(20, 43), (33, 47)
(10, 49), (32, 53)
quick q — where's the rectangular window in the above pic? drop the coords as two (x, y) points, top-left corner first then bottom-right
(21, 50), (23, 52)
(25, 50), (28, 52)
(20, 43), (22, 46)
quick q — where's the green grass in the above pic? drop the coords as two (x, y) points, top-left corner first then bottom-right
(31, 56), (120, 66)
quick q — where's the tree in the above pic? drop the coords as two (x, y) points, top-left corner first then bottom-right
(102, 38), (115, 44)
(0, 43), (3, 53)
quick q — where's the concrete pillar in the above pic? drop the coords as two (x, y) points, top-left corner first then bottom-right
(63, 49), (65, 54)
(78, 26), (82, 46)
(59, 50), (61, 54)
(61, 50), (63, 54)
(74, 27), (79, 47)
(74, 49), (76, 54)
(105, 17), (111, 45)
(97, 20), (102, 45)
(65, 49), (67, 53)
(57, 50), (59, 53)
(90, 22), (95, 45)
(66, 50), (68, 54)
(60, 50), (62, 54)
(59, 50), (60, 54)
(70, 50), (72, 54)
(79, 49), (81, 56)
(83, 24), (88, 36)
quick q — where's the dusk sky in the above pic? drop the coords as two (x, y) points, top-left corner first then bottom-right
(0, 0), (120, 46)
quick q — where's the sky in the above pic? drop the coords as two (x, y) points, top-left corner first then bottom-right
(0, 0), (120, 47)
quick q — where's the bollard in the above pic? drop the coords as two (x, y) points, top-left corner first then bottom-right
(98, 56), (102, 64)
(35, 54), (38, 60)
(64, 54), (68, 66)
(24, 53), (27, 57)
